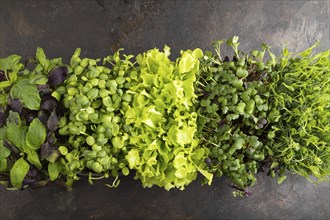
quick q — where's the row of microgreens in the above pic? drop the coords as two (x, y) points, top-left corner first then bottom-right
(0, 37), (329, 195)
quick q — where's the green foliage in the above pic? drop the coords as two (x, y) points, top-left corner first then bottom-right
(0, 48), (67, 189)
(268, 44), (330, 182)
(125, 46), (212, 190)
(0, 55), (25, 105)
(25, 118), (47, 150)
(10, 157), (30, 189)
(59, 48), (135, 186)
(0, 39), (329, 194)
(10, 79), (41, 110)
(196, 37), (275, 189)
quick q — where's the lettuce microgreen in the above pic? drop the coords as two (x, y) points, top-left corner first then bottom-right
(124, 46), (212, 190)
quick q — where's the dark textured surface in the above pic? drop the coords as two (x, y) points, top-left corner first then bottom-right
(0, 0), (329, 219)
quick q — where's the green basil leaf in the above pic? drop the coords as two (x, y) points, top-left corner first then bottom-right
(0, 140), (11, 160)
(36, 47), (48, 68)
(25, 118), (46, 150)
(7, 123), (27, 151)
(8, 70), (18, 82)
(6, 110), (21, 125)
(47, 57), (62, 72)
(26, 149), (42, 169)
(0, 159), (7, 171)
(0, 81), (11, 90)
(0, 127), (7, 140)
(48, 162), (63, 181)
(29, 73), (48, 85)
(0, 54), (21, 71)
(10, 157), (30, 189)
(10, 79), (41, 110)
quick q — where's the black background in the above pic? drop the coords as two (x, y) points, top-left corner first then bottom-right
(0, 0), (329, 219)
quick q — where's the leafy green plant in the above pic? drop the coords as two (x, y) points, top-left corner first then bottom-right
(196, 37), (277, 192)
(0, 48), (68, 189)
(58, 48), (135, 187)
(124, 46), (213, 190)
(267, 43), (330, 182)
(0, 38), (329, 194)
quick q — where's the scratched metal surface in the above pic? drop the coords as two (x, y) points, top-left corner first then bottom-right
(0, 0), (329, 219)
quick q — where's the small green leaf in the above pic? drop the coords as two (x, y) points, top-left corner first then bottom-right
(6, 111), (21, 125)
(270, 162), (279, 169)
(309, 166), (321, 178)
(0, 54), (21, 71)
(197, 168), (213, 185)
(0, 81), (11, 89)
(236, 67), (248, 78)
(233, 137), (245, 149)
(178, 52), (197, 73)
(0, 159), (7, 171)
(59, 146), (68, 155)
(175, 168), (187, 178)
(29, 73), (48, 85)
(26, 149), (42, 169)
(10, 157), (30, 189)
(192, 48), (203, 59)
(48, 162), (62, 181)
(112, 136), (124, 149)
(10, 79), (41, 110)
(200, 99), (210, 107)
(7, 123), (26, 151)
(277, 175), (287, 184)
(36, 47), (48, 68)
(236, 102), (246, 114)
(0, 140), (11, 160)
(176, 126), (195, 145)
(249, 136), (260, 148)
(125, 149), (140, 168)
(25, 118), (46, 150)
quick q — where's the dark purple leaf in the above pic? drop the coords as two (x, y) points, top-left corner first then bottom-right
(40, 142), (59, 163)
(37, 84), (52, 95)
(38, 110), (48, 127)
(23, 177), (36, 186)
(258, 118), (268, 125)
(48, 66), (68, 86)
(40, 142), (52, 161)
(47, 111), (59, 131)
(0, 70), (6, 82)
(41, 95), (58, 112)
(47, 132), (56, 145)
(245, 191), (252, 197)
(26, 168), (38, 178)
(30, 180), (49, 188)
(224, 56), (230, 62)
(0, 172), (10, 181)
(55, 101), (68, 117)
(204, 157), (212, 167)
(3, 139), (20, 156)
(0, 110), (5, 127)
(9, 99), (23, 114)
(25, 57), (37, 71)
(46, 149), (59, 163)
(257, 123), (264, 129)
(21, 108), (38, 124)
